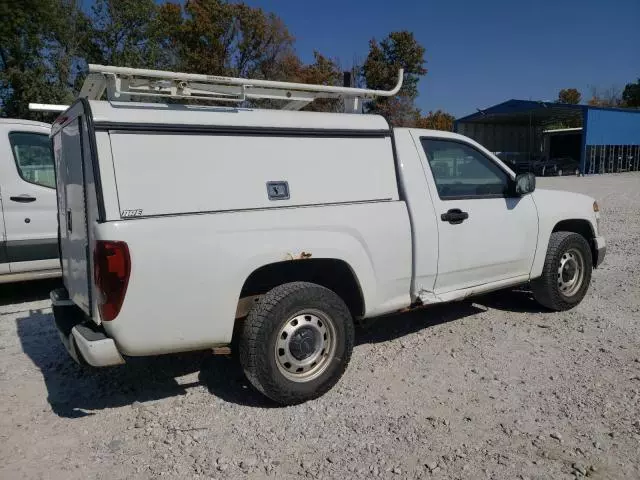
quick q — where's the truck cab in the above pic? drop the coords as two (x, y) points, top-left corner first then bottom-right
(0, 119), (60, 283)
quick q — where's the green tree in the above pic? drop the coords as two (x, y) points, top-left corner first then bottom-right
(156, 0), (343, 110)
(1, 0), (48, 117)
(557, 88), (581, 104)
(416, 110), (455, 131)
(1, 0), (431, 119)
(166, 0), (295, 79)
(587, 85), (623, 107)
(88, 0), (165, 68)
(361, 31), (427, 126)
(622, 79), (640, 108)
(0, 0), (88, 119)
(48, 1), (93, 99)
(273, 51), (342, 112)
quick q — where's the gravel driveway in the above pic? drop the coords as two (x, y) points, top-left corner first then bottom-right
(1, 173), (639, 480)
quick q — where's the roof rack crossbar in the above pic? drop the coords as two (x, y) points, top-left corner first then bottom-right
(90, 64), (403, 112)
(29, 64), (404, 113)
(28, 103), (69, 113)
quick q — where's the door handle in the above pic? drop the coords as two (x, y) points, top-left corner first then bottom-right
(67, 209), (73, 232)
(10, 195), (36, 203)
(441, 208), (469, 224)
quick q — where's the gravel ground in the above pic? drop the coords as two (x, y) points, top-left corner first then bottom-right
(1, 173), (639, 480)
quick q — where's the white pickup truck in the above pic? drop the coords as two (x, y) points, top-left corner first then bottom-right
(0, 119), (59, 283)
(50, 66), (605, 405)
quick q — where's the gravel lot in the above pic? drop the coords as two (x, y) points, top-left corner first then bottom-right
(1, 173), (639, 480)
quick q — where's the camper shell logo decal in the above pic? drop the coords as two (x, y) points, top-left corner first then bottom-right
(121, 209), (143, 218)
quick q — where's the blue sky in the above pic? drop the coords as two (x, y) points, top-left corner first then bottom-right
(242, 0), (639, 117)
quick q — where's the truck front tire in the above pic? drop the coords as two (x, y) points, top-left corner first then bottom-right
(239, 282), (354, 405)
(531, 231), (593, 311)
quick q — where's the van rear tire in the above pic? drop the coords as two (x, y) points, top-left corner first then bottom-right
(239, 282), (354, 405)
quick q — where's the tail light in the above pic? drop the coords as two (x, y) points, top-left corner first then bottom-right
(94, 241), (131, 321)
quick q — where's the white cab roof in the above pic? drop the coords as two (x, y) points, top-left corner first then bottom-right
(88, 100), (390, 131)
(401, 128), (471, 141)
(0, 118), (51, 129)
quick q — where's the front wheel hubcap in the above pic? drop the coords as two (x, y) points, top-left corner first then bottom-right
(557, 248), (585, 297)
(275, 310), (336, 382)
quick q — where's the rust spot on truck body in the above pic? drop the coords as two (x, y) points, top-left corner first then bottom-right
(285, 251), (313, 260)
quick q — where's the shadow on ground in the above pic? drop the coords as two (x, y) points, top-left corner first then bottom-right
(0, 278), (61, 307)
(16, 309), (208, 418)
(475, 286), (547, 314)
(355, 300), (482, 345)
(15, 287), (539, 415)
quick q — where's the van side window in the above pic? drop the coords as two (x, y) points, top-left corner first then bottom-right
(421, 138), (510, 199)
(8, 132), (55, 189)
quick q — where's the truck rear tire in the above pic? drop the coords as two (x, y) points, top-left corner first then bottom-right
(531, 231), (592, 311)
(239, 282), (354, 405)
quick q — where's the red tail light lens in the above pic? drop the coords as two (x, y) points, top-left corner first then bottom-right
(94, 241), (131, 321)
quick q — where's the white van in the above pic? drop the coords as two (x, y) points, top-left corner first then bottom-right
(0, 119), (60, 282)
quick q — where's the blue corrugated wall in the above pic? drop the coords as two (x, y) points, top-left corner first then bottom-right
(585, 108), (640, 146)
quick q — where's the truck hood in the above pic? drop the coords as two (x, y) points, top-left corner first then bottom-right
(532, 188), (595, 207)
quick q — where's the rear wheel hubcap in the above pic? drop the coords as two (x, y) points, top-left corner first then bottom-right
(289, 326), (319, 361)
(275, 310), (337, 383)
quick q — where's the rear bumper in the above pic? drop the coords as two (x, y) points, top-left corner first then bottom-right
(593, 236), (606, 268)
(51, 289), (125, 367)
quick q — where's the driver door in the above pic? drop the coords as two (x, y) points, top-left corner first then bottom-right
(415, 135), (538, 294)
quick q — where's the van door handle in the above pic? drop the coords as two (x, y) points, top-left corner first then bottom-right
(10, 195), (36, 203)
(441, 208), (469, 224)
(67, 209), (72, 232)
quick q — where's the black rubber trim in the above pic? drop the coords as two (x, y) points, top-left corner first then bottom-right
(74, 322), (109, 342)
(595, 245), (606, 268)
(52, 299), (86, 337)
(434, 193), (511, 200)
(94, 122), (391, 138)
(4, 239), (58, 263)
(79, 99), (106, 222)
(388, 130), (405, 201)
(77, 115), (94, 312)
(51, 287), (70, 302)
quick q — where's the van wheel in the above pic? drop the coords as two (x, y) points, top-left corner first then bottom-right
(531, 231), (592, 311)
(239, 282), (354, 405)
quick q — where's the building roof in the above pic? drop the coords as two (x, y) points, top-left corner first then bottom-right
(456, 99), (640, 125)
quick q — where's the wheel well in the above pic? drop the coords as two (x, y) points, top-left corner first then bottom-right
(239, 259), (365, 317)
(552, 219), (596, 261)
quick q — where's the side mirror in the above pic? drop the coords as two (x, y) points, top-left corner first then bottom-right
(515, 172), (536, 195)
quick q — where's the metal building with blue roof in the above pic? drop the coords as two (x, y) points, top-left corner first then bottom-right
(455, 100), (640, 175)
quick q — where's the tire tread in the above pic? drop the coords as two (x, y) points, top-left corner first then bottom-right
(239, 282), (354, 404)
(531, 231), (592, 311)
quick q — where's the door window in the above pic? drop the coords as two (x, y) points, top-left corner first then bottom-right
(421, 138), (511, 199)
(8, 132), (55, 188)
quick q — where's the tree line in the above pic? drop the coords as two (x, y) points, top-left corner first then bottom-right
(0, 0), (455, 130)
(557, 80), (640, 108)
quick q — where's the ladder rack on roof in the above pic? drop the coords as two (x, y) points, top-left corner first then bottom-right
(29, 64), (404, 114)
